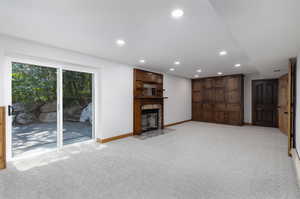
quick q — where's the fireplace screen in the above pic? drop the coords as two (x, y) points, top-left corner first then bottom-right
(141, 109), (159, 132)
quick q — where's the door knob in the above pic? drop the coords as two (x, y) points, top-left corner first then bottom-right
(8, 105), (14, 116)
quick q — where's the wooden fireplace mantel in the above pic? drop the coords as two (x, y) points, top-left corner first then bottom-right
(133, 69), (164, 135)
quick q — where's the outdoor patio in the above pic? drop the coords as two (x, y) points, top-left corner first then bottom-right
(12, 122), (92, 157)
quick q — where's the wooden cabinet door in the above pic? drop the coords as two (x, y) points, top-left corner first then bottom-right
(228, 111), (242, 125)
(278, 74), (289, 134)
(215, 88), (225, 103)
(215, 111), (227, 123)
(192, 80), (203, 91)
(0, 107), (5, 169)
(215, 77), (225, 88)
(204, 88), (215, 103)
(192, 91), (204, 103)
(202, 104), (214, 122)
(226, 90), (241, 104)
(226, 76), (240, 91)
(204, 78), (214, 89)
(192, 103), (202, 121)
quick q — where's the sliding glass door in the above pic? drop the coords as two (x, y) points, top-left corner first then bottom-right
(62, 70), (93, 145)
(11, 62), (58, 157)
(10, 61), (94, 158)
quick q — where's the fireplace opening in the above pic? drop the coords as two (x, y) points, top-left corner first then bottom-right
(141, 109), (159, 132)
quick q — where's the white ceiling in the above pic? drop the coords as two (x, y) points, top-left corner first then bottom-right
(0, 0), (299, 78)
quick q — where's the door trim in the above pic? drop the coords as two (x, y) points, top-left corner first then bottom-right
(5, 56), (98, 161)
(289, 58), (297, 156)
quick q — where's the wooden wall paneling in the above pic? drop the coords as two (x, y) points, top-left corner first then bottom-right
(215, 88), (225, 103)
(192, 74), (244, 126)
(0, 107), (6, 169)
(215, 111), (227, 123)
(204, 78), (214, 89)
(192, 79), (203, 91)
(215, 77), (225, 88)
(192, 103), (202, 121)
(202, 103), (214, 122)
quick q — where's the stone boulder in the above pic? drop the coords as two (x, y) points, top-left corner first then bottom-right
(24, 103), (42, 112)
(13, 103), (42, 114)
(13, 103), (25, 112)
(40, 101), (57, 113)
(39, 112), (57, 123)
(15, 113), (36, 125)
(63, 104), (82, 122)
(80, 103), (92, 123)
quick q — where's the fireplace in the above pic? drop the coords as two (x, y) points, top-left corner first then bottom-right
(141, 109), (159, 132)
(133, 69), (164, 135)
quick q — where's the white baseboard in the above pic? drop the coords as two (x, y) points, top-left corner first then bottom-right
(291, 149), (300, 187)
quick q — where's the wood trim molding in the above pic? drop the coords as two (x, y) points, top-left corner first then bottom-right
(164, 120), (191, 128)
(291, 149), (300, 187)
(97, 132), (133, 144)
(0, 107), (6, 170)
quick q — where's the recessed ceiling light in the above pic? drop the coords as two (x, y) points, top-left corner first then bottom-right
(171, 9), (184, 18)
(219, 50), (227, 56)
(217, 72), (223, 75)
(197, 69), (202, 73)
(139, 59), (146, 64)
(194, 74), (199, 78)
(174, 61), (180, 65)
(169, 68), (175, 71)
(234, 64), (241, 67)
(116, 39), (125, 47)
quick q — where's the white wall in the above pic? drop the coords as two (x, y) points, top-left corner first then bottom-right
(296, 53), (300, 156)
(100, 65), (133, 139)
(0, 35), (191, 142)
(164, 74), (192, 125)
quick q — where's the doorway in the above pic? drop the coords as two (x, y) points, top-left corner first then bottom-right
(252, 79), (278, 127)
(9, 61), (94, 158)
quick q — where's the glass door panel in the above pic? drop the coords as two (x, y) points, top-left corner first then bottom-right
(62, 70), (93, 145)
(11, 62), (58, 157)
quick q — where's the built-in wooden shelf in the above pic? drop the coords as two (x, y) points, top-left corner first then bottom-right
(134, 69), (164, 135)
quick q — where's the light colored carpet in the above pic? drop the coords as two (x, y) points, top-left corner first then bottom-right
(0, 121), (299, 199)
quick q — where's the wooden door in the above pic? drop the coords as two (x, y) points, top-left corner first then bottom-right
(0, 107), (6, 169)
(278, 74), (289, 134)
(252, 79), (278, 127)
